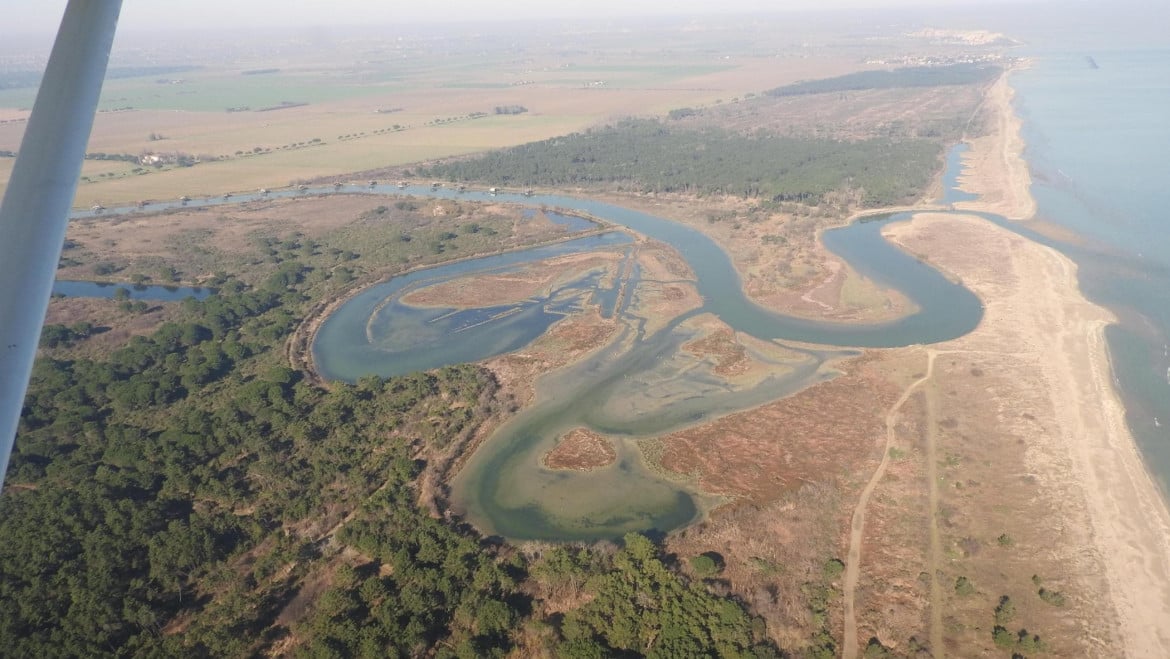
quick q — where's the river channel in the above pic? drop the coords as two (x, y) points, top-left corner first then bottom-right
(78, 180), (985, 541)
(301, 185), (982, 540)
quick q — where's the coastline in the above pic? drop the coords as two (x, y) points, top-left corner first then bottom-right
(886, 212), (1170, 655)
(953, 67), (1037, 221)
(898, 70), (1170, 654)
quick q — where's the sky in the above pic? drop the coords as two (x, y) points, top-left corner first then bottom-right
(3, 0), (1043, 36)
(4, 1), (1164, 55)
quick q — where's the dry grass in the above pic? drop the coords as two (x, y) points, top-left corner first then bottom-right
(653, 353), (897, 501)
(602, 192), (915, 322)
(485, 310), (621, 410)
(401, 250), (620, 308)
(871, 214), (1129, 656)
(667, 482), (848, 650)
(56, 194), (580, 289)
(41, 297), (184, 358)
(543, 428), (618, 471)
(851, 385), (933, 653)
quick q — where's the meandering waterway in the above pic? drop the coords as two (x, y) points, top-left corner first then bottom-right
(73, 179), (988, 540)
(301, 185), (984, 539)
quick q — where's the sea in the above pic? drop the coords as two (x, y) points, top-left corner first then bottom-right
(1002, 24), (1170, 496)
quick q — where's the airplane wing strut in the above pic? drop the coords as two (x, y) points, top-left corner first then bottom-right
(0, 1), (123, 489)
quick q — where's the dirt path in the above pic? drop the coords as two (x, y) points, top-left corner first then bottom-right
(923, 363), (944, 657)
(842, 348), (936, 658)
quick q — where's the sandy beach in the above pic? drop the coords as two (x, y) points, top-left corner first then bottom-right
(883, 211), (1170, 656)
(958, 70), (1170, 657)
(862, 65), (1170, 654)
(953, 70), (1037, 221)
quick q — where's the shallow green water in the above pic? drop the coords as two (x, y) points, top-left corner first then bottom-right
(312, 231), (635, 382)
(450, 311), (844, 540)
(302, 186), (984, 540)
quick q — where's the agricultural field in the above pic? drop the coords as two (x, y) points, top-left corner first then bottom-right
(0, 16), (947, 205)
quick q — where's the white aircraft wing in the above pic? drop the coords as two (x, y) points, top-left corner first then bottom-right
(0, 1), (123, 488)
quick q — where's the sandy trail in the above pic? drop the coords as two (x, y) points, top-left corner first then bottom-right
(842, 348), (936, 659)
(923, 367), (943, 656)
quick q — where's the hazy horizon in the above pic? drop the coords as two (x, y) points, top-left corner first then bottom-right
(0, 0), (1079, 36)
(0, 0), (1164, 58)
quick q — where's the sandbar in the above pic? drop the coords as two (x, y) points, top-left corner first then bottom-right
(953, 69), (1037, 221)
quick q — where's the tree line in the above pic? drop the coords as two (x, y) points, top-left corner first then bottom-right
(764, 62), (1001, 97)
(420, 118), (942, 207)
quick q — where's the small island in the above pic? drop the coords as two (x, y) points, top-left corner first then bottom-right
(543, 428), (618, 471)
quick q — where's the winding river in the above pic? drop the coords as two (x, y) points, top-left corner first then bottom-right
(78, 178), (985, 541)
(308, 185), (982, 540)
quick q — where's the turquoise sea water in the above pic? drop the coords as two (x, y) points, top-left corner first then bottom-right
(1011, 47), (1170, 495)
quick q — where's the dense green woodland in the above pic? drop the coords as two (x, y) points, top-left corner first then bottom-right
(763, 63), (1002, 97)
(1, 237), (779, 656)
(420, 118), (941, 207)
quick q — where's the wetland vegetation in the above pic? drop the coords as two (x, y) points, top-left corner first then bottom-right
(0, 9), (1045, 656)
